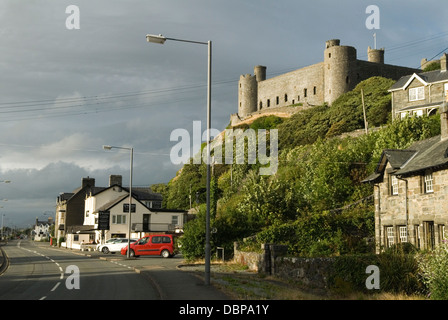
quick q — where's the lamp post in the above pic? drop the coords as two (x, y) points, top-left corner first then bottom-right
(103, 145), (134, 258)
(0, 181), (10, 241)
(146, 33), (212, 286)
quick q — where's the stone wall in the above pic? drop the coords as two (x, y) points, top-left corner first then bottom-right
(233, 242), (335, 290)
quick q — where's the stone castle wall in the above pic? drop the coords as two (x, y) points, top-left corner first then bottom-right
(234, 39), (420, 126)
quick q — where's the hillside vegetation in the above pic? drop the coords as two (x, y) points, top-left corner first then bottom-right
(152, 76), (441, 260)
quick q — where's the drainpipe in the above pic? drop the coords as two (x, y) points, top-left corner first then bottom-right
(396, 176), (409, 241)
(374, 184), (381, 253)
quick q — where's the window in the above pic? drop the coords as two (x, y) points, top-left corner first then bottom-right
(304, 88), (307, 98)
(424, 172), (434, 193)
(390, 175), (398, 195)
(171, 215), (179, 226)
(112, 214), (126, 225)
(386, 226), (395, 248)
(123, 203), (136, 213)
(412, 109), (424, 117)
(313, 86), (317, 95)
(399, 226), (408, 243)
(284, 94), (288, 102)
(152, 236), (161, 244)
(276, 96), (279, 105)
(409, 86), (425, 101)
(267, 99), (270, 107)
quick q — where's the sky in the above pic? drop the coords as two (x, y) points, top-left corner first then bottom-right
(1, 0), (448, 228)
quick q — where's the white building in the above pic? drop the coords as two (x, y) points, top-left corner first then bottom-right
(32, 217), (54, 241)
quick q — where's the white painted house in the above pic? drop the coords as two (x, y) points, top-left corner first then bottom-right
(33, 217), (54, 241)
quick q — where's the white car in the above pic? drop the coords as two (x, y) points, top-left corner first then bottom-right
(98, 238), (137, 254)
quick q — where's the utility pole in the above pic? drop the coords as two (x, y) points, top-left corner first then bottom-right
(361, 89), (368, 134)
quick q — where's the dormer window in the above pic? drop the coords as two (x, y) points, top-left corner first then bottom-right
(409, 86), (425, 101)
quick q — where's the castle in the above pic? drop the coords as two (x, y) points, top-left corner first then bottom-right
(231, 39), (420, 126)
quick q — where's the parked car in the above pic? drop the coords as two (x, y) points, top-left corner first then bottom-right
(121, 234), (175, 258)
(98, 238), (137, 254)
(96, 238), (118, 251)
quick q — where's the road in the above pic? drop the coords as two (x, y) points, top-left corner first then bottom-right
(0, 240), (228, 300)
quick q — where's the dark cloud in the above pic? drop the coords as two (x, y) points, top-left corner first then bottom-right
(1, 0), (448, 226)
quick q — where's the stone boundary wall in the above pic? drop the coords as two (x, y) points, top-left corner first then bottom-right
(274, 257), (335, 290)
(233, 242), (335, 290)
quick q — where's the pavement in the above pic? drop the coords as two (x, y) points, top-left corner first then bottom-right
(0, 240), (231, 300)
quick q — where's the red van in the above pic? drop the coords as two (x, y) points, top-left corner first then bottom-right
(121, 234), (175, 258)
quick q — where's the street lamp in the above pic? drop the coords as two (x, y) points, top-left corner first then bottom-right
(103, 145), (134, 259)
(146, 33), (212, 286)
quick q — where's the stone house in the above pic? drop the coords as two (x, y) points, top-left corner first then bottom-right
(363, 105), (448, 253)
(389, 53), (448, 120)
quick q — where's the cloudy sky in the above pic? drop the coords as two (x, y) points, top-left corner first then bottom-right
(1, 0), (448, 227)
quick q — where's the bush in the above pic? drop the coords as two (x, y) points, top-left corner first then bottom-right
(328, 251), (423, 296)
(417, 241), (448, 299)
(378, 251), (423, 295)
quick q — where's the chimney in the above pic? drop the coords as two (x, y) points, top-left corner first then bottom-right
(441, 103), (448, 141)
(82, 176), (95, 189)
(441, 53), (447, 72)
(109, 175), (122, 187)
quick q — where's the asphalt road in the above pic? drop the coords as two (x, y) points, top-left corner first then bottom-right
(0, 240), (229, 301)
(0, 240), (161, 300)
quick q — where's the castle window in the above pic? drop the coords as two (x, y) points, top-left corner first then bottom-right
(346, 76), (349, 84)
(328, 53), (331, 58)
(276, 96), (279, 105)
(298, 95), (300, 101)
(313, 86), (317, 95)
(409, 87), (424, 101)
(267, 99), (270, 107)
(304, 89), (307, 98)
(259, 101), (263, 110)
(284, 94), (288, 102)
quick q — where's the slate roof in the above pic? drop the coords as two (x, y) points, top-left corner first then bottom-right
(363, 135), (448, 183)
(389, 70), (448, 91)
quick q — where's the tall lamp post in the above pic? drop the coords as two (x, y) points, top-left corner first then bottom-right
(0, 180), (10, 241)
(146, 33), (212, 286)
(103, 145), (134, 258)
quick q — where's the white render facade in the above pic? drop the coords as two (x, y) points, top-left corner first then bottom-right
(84, 185), (187, 244)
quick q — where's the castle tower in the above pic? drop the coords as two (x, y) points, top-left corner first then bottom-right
(368, 46), (384, 64)
(254, 65), (267, 82)
(324, 39), (357, 105)
(238, 65), (266, 118)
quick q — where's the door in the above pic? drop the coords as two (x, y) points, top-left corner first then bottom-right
(134, 236), (150, 255)
(143, 214), (150, 232)
(424, 221), (435, 250)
